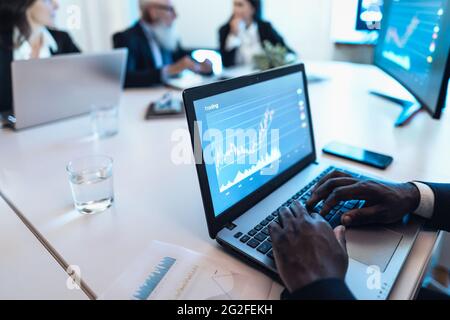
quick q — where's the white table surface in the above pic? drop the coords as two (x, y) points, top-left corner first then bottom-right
(0, 61), (447, 299)
(0, 195), (88, 300)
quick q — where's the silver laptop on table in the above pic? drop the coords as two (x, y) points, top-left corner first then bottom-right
(7, 49), (127, 130)
(183, 63), (423, 300)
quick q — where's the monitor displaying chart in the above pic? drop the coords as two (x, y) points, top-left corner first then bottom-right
(375, 0), (450, 116)
(193, 72), (313, 217)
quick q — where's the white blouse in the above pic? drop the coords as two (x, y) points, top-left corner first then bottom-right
(225, 22), (263, 66)
(13, 27), (58, 61)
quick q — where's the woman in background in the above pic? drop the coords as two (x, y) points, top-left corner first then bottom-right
(219, 0), (291, 68)
(0, 0), (80, 114)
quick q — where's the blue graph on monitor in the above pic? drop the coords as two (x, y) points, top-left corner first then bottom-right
(133, 257), (176, 300)
(381, 0), (445, 79)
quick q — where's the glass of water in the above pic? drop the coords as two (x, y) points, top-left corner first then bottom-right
(91, 104), (119, 139)
(67, 156), (114, 215)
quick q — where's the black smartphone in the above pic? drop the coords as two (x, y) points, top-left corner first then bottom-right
(323, 141), (393, 170)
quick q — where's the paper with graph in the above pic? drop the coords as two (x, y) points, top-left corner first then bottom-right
(99, 241), (278, 300)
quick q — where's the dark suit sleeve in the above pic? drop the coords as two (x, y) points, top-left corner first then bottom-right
(424, 183), (450, 232)
(58, 32), (81, 54)
(47, 29), (81, 54)
(281, 279), (356, 300)
(0, 49), (12, 113)
(113, 32), (162, 88)
(219, 23), (237, 68)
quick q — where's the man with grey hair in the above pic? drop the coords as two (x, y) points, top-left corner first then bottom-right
(113, 0), (212, 88)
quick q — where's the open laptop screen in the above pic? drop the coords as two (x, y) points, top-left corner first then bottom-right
(192, 70), (313, 217)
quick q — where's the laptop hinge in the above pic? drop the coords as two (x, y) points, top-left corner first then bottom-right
(224, 222), (237, 231)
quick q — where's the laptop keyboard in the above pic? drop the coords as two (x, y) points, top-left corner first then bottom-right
(234, 166), (366, 260)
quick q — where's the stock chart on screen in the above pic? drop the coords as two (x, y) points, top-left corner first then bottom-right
(375, 0), (450, 115)
(193, 72), (313, 217)
(381, 0), (445, 85)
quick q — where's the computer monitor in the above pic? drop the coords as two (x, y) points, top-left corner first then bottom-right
(374, 0), (450, 126)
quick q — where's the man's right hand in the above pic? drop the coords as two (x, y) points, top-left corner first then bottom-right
(306, 170), (421, 227)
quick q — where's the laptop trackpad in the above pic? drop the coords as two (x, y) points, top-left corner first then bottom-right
(346, 227), (403, 272)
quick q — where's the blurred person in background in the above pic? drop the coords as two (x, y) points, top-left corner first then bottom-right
(113, 0), (212, 88)
(219, 0), (292, 68)
(0, 0), (80, 114)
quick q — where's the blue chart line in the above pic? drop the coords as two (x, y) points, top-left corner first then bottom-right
(133, 257), (176, 300)
(214, 109), (281, 193)
(218, 148), (281, 193)
(204, 88), (309, 195)
(196, 71), (312, 217)
(385, 16), (420, 49)
(381, 0), (445, 73)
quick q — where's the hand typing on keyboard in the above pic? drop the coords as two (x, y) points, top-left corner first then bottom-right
(272, 167), (366, 228)
(269, 201), (348, 294)
(306, 170), (421, 227)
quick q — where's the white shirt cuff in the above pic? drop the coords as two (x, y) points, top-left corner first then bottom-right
(225, 34), (242, 51)
(412, 182), (435, 219)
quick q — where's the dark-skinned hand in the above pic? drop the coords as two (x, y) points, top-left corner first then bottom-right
(269, 201), (348, 293)
(306, 170), (421, 227)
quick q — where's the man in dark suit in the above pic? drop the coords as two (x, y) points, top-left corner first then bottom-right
(113, 0), (212, 88)
(269, 170), (450, 300)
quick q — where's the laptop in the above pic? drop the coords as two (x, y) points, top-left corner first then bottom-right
(5, 49), (127, 130)
(183, 63), (423, 300)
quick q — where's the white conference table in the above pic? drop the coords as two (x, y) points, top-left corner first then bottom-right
(0, 195), (87, 300)
(0, 61), (447, 300)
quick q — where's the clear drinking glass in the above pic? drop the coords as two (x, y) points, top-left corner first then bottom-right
(91, 104), (119, 139)
(67, 156), (114, 214)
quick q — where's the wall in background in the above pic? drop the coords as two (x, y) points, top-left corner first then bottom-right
(171, 0), (233, 49)
(55, 0), (371, 63)
(56, 0), (137, 52)
(264, 0), (334, 61)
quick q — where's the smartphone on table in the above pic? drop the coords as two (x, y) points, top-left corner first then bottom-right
(323, 141), (393, 170)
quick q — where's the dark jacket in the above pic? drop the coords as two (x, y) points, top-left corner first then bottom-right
(425, 183), (450, 232)
(219, 20), (291, 68)
(0, 28), (80, 114)
(282, 183), (450, 300)
(112, 22), (189, 88)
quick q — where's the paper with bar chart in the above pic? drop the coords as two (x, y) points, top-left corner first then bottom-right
(194, 72), (313, 217)
(381, 0), (446, 81)
(99, 241), (275, 300)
